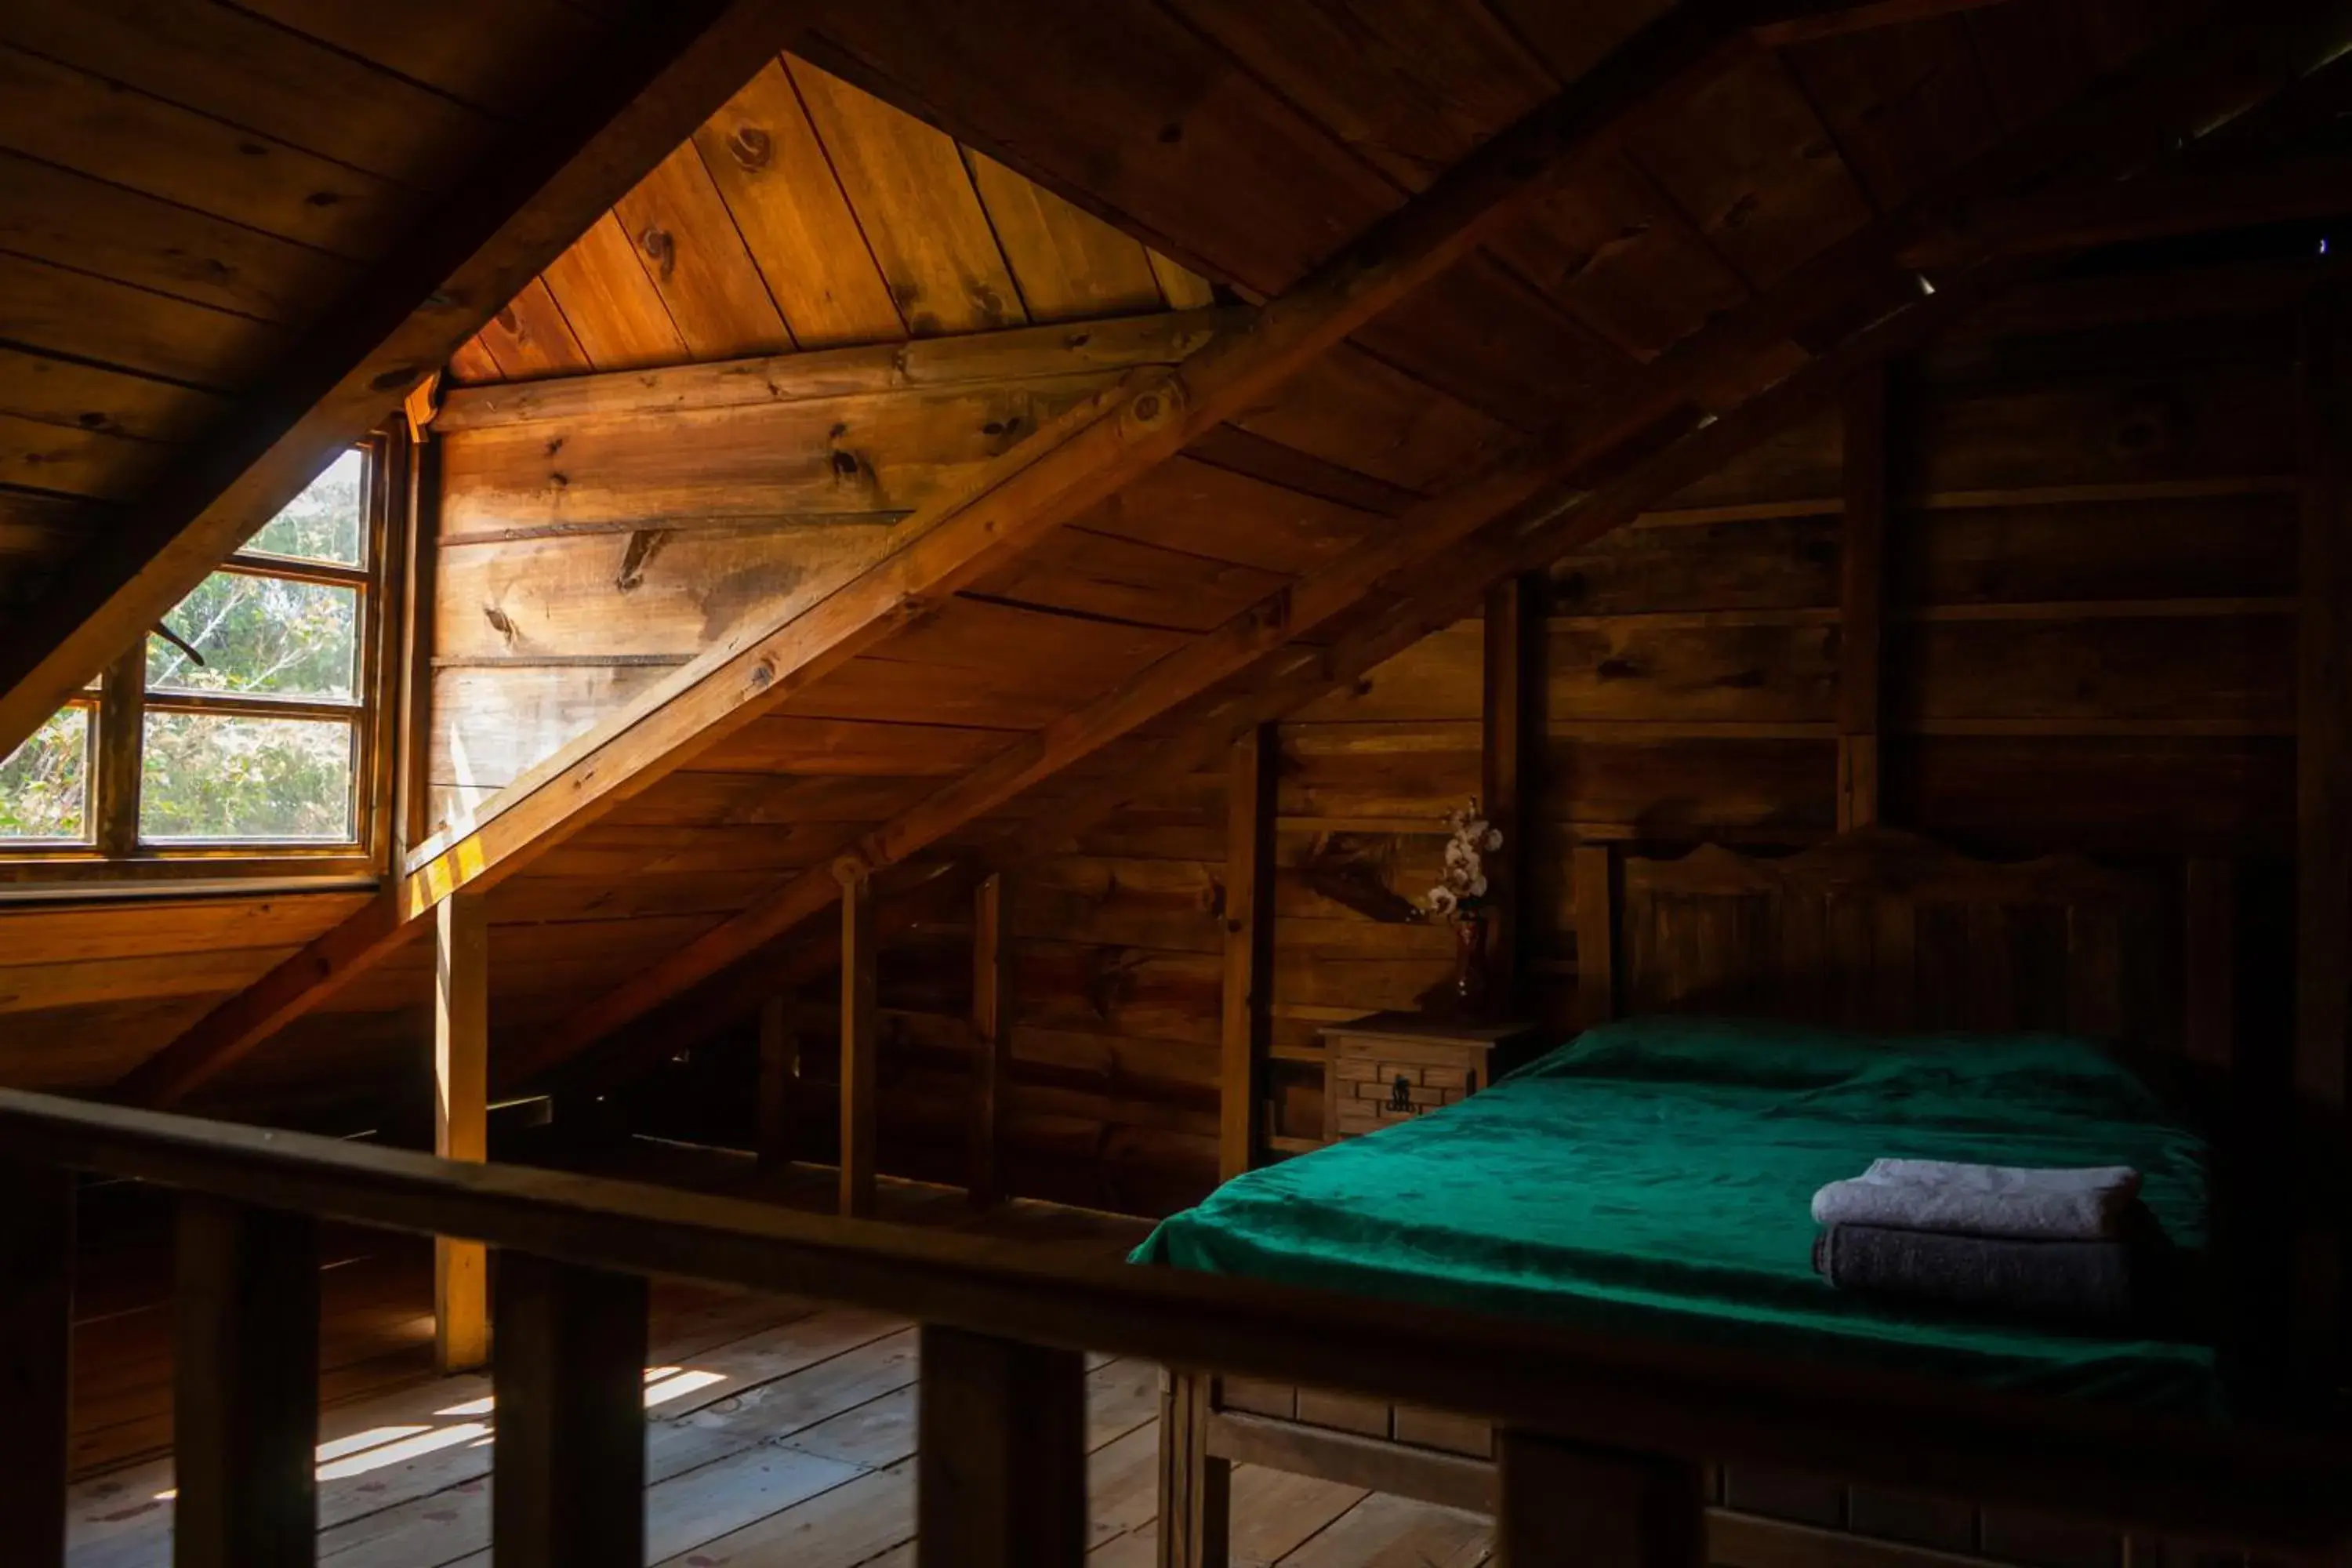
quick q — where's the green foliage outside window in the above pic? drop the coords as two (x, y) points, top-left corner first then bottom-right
(140, 713), (354, 842)
(241, 448), (365, 566)
(1, 448), (374, 851)
(0, 709), (89, 840)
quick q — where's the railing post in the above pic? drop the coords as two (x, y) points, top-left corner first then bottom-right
(0, 1160), (72, 1567)
(436, 889), (491, 1372)
(1495, 1430), (1704, 1568)
(492, 1252), (647, 1568)
(1156, 1369), (1229, 1568)
(173, 1196), (319, 1568)
(916, 1325), (1086, 1568)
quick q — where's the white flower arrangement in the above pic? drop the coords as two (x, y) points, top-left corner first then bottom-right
(1425, 797), (1503, 923)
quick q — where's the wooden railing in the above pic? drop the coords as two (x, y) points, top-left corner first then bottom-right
(2, 1087), (2347, 1568)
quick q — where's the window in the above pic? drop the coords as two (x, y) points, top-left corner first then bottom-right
(0, 443), (401, 877)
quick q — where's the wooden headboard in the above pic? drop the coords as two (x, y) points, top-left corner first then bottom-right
(1573, 829), (2235, 1068)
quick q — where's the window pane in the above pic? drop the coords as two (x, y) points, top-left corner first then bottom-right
(140, 713), (355, 841)
(0, 708), (89, 841)
(243, 448), (365, 567)
(150, 572), (358, 701)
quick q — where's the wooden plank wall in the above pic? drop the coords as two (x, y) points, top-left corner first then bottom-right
(1246, 287), (2299, 1147)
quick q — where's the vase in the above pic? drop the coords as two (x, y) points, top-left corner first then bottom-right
(1451, 912), (1489, 1014)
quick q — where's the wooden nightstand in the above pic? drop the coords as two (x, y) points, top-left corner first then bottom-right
(1319, 1013), (1543, 1142)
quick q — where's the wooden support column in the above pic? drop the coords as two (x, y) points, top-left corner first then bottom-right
(1156, 1370), (1230, 1568)
(1483, 574), (1544, 1010)
(1838, 364), (1889, 833)
(839, 861), (879, 1219)
(94, 643), (143, 858)
(2296, 291), (2352, 1386)
(434, 891), (488, 1373)
(0, 1160), (71, 1566)
(1219, 727), (1276, 1181)
(969, 873), (1009, 1207)
(916, 1325), (1087, 1568)
(492, 1253), (647, 1568)
(173, 1197), (318, 1568)
(1495, 1431), (1704, 1568)
(757, 996), (798, 1171)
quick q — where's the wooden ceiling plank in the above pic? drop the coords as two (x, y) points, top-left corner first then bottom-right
(691, 56), (909, 350)
(0, 42), (422, 260)
(0, 0), (499, 194)
(610, 143), (796, 361)
(231, 0), (613, 119)
(473, 278), (598, 382)
(518, 0), (2352, 1078)
(0, 350), (229, 448)
(0, 151), (361, 327)
(0, 0), (830, 775)
(964, 149), (1167, 324)
(787, 58), (1029, 338)
(539, 210), (692, 370)
(0, 254), (290, 393)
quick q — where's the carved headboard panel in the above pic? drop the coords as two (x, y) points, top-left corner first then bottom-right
(1577, 829), (2231, 1065)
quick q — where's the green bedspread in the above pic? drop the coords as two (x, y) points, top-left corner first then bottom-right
(1132, 1016), (2220, 1412)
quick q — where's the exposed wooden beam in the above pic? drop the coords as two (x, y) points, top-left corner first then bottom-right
(1837, 366), (1890, 833)
(0, 0), (826, 765)
(1219, 728), (1276, 1183)
(968, 873), (1008, 1207)
(434, 892), (489, 1375)
(143, 0), (1836, 1107)
(430, 309), (1240, 432)
(1483, 575), (1544, 1007)
(838, 862), (878, 1220)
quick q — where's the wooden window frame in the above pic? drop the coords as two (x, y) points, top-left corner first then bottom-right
(0, 431), (408, 886)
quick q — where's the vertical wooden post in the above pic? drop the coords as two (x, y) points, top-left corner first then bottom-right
(916, 1326), (1087, 1568)
(839, 860), (879, 1219)
(435, 891), (489, 1373)
(1838, 364), (1889, 833)
(1483, 573), (1544, 1010)
(95, 643), (143, 857)
(757, 995), (798, 1171)
(1156, 1370), (1230, 1568)
(394, 427), (440, 863)
(492, 1253), (647, 1568)
(173, 1196), (318, 1568)
(0, 1160), (72, 1567)
(1220, 726), (1276, 1181)
(1573, 844), (1616, 1029)
(2296, 292), (2352, 1386)
(969, 872), (1009, 1206)
(2184, 858), (2236, 1071)
(1495, 1431), (1704, 1568)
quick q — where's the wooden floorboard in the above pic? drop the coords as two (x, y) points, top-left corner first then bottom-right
(62, 1144), (1490, 1567)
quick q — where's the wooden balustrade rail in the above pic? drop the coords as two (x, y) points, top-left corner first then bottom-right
(0, 1087), (2347, 1567)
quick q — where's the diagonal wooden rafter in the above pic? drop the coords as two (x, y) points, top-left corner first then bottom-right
(0, 0), (830, 768)
(517, 0), (2352, 1087)
(118, 0), (1994, 1109)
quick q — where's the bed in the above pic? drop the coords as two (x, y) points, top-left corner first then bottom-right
(1145, 828), (2254, 1568)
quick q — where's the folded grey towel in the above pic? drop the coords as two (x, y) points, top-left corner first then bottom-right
(1809, 1159), (2142, 1241)
(1813, 1224), (2135, 1323)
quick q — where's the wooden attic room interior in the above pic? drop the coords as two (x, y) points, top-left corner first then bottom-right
(15, 0), (2352, 1563)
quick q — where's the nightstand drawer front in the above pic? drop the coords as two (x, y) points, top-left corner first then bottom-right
(1316, 1013), (1539, 1145)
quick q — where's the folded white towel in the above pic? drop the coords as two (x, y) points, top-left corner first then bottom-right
(1809, 1159), (2142, 1241)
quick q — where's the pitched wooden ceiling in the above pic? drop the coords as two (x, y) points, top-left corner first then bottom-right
(442, 53), (1218, 385)
(8, 0), (2351, 1126)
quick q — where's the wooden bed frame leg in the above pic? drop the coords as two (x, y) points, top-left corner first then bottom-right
(1156, 1369), (1230, 1568)
(1495, 1430), (1703, 1568)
